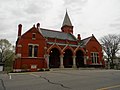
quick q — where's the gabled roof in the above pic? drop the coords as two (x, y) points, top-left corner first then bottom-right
(80, 36), (92, 47)
(62, 11), (72, 27)
(80, 35), (101, 47)
(40, 28), (77, 41)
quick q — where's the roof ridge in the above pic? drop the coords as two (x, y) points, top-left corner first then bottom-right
(41, 28), (61, 32)
(81, 36), (92, 41)
(41, 28), (72, 34)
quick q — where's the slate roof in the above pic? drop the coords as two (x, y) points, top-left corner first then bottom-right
(47, 42), (78, 47)
(62, 11), (72, 26)
(80, 36), (92, 47)
(40, 28), (77, 41)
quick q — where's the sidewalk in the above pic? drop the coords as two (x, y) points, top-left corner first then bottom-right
(50, 67), (99, 71)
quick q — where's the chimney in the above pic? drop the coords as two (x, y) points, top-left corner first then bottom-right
(18, 24), (22, 38)
(36, 23), (42, 34)
(77, 34), (81, 41)
(37, 23), (40, 29)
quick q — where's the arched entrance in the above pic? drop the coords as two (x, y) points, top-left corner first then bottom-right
(76, 50), (84, 67)
(49, 48), (60, 68)
(63, 49), (73, 68)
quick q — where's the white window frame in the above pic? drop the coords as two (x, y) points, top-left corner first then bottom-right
(91, 52), (99, 64)
(28, 44), (39, 58)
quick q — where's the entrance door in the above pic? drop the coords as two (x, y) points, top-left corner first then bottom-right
(63, 49), (73, 68)
(49, 48), (60, 68)
(76, 50), (84, 67)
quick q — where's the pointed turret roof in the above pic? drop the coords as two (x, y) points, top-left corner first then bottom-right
(62, 11), (72, 27)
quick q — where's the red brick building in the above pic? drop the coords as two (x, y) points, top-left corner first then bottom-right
(13, 11), (105, 71)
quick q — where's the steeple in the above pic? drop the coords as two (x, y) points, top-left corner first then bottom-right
(62, 11), (72, 26)
(61, 10), (74, 34)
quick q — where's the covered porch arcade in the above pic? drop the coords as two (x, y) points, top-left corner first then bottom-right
(44, 43), (86, 68)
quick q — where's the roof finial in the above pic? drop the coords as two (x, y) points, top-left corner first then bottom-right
(66, 8), (68, 13)
(62, 9), (72, 27)
(33, 24), (35, 27)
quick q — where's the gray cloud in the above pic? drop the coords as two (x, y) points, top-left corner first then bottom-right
(64, 0), (88, 5)
(24, 1), (52, 15)
(64, 0), (88, 12)
(0, 0), (120, 45)
(110, 23), (120, 27)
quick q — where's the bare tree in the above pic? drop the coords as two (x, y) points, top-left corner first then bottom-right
(100, 34), (120, 64)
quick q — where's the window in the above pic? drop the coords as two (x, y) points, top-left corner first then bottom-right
(29, 45), (33, 57)
(28, 44), (38, 57)
(32, 33), (36, 40)
(34, 46), (38, 57)
(32, 34), (35, 38)
(91, 52), (99, 64)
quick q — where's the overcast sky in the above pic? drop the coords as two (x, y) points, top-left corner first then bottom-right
(0, 0), (120, 45)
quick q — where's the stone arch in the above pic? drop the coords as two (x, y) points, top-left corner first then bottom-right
(49, 48), (60, 68)
(62, 45), (74, 54)
(63, 49), (73, 68)
(76, 50), (84, 67)
(47, 44), (62, 54)
(74, 46), (85, 55)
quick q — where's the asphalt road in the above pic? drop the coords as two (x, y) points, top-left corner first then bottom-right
(0, 69), (120, 90)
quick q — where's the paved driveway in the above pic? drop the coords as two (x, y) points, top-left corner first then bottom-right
(0, 69), (120, 90)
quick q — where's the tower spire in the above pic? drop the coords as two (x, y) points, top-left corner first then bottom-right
(61, 10), (73, 34)
(62, 10), (72, 27)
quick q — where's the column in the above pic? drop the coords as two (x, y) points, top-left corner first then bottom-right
(32, 46), (34, 57)
(72, 56), (77, 68)
(84, 56), (87, 65)
(45, 54), (50, 69)
(59, 55), (64, 68)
